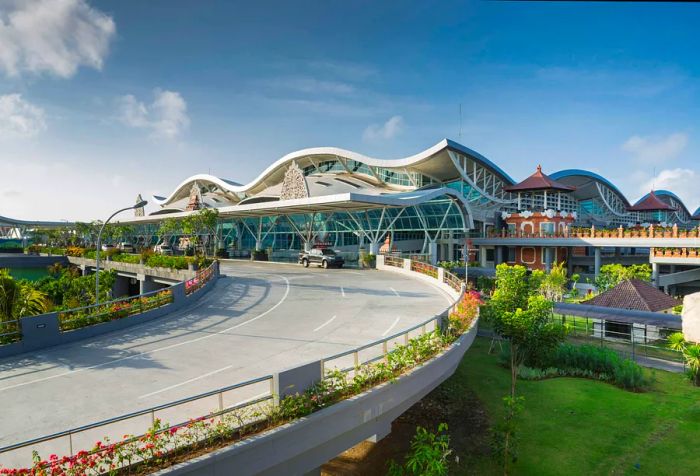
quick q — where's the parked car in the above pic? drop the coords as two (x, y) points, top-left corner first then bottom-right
(101, 243), (116, 252)
(298, 248), (344, 269)
(154, 243), (174, 255)
(117, 242), (135, 253)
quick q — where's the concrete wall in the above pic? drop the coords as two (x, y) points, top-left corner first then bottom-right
(157, 318), (478, 476)
(0, 262), (220, 360)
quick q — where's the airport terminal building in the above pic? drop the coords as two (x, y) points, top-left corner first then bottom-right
(114, 139), (700, 280)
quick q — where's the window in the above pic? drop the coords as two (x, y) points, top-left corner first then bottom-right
(540, 222), (555, 235)
(507, 247), (516, 262)
(486, 248), (495, 262)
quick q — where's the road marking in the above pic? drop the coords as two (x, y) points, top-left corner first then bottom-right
(139, 365), (235, 399)
(382, 317), (401, 336)
(340, 286), (345, 297)
(0, 274), (291, 393)
(390, 287), (400, 297)
(313, 315), (337, 332)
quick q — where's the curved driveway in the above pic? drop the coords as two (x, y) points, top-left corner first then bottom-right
(0, 261), (452, 454)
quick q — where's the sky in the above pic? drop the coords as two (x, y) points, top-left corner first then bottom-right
(1, 0), (700, 221)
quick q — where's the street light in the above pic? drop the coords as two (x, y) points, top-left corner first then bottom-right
(95, 200), (147, 304)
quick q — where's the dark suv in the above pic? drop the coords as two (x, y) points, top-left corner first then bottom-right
(298, 248), (345, 269)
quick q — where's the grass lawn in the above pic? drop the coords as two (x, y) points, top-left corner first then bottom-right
(325, 336), (700, 475)
(446, 337), (700, 475)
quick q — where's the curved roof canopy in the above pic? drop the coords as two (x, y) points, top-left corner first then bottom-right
(549, 169), (630, 205)
(153, 139), (515, 209)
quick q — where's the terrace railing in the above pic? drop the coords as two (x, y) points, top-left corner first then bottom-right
(443, 270), (463, 294)
(487, 224), (700, 240)
(383, 255), (404, 268)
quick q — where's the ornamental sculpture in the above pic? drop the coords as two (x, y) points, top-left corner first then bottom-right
(185, 182), (203, 211)
(279, 161), (309, 201)
(134, 194), (145, 217)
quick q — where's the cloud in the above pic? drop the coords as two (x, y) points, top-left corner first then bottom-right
(118, 89), (190, 139)
(0, 0), (115, 78)
(0, 93), (46, 138)
(266, 77), (355, 95)
(362, 115), (404, 142)
(621, 132), (688, 164)
(639, 168), (700, 211)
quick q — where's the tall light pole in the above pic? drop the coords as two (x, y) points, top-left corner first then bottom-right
(95, 200), (147, 305)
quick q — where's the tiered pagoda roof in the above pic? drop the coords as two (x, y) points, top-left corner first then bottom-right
(504, 165), (577, 193)
(627, 190), (676, 212)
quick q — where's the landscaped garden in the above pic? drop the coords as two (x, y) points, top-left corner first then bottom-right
(325, 336), (700, 476)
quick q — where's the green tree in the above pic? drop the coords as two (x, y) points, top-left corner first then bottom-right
(157, 218), (181, 246)
(539, 262), (568, 302)
(0, 269), (50, 321)
(667, 333), (700, 386)
(484, 264), (566, 475)
(594, 263), (652, 292)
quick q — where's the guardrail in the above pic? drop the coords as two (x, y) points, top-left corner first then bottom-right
(0, 258), (467, 471)
(443, 270), (463, 294)
(0, 375), (275, 469)
(185, 262), (217, 295)
(58, 288), (174, 332)
(0, 319), (21, 345)
(383, 255), (404, 268)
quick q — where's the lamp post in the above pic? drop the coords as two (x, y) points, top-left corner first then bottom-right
(95, 200), (147, 305)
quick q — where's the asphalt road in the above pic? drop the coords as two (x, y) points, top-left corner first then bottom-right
(0, 261), (452, 466)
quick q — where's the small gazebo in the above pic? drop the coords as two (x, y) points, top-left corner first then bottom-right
(585, 278), (680, 313)
(504, 165), (577, 212)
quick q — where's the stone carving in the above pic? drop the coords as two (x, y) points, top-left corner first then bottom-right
(134, 194), (145, 217)
(186, 182), (203, 211)
(682, 292), (700, 343)
(279, 161), (309, 201)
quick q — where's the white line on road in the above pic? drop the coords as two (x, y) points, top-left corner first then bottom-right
(340, 286), (345, 297)
(0, 275), (292, 393)
(382, 317), (401, 336)
(390, 287), (400, 297)
(313, 315), (337, 332)
(139, 365), (235, 399)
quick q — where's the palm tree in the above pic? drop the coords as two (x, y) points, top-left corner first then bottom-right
(684, 344), (700, 387)
(0, 269), (50, 322)
(667, 332), (700, 386)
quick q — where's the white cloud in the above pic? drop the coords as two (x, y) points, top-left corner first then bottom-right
(621, 132), (688, 164)
(0, 0), (115, 78)
(0, 93), (46, 138)
(639, 168), (700, 211)
(118, 89), (190, 139)
(268, 77), (355, 95)
(362, 115), (404, 142)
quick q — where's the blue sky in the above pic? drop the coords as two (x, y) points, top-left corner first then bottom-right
(1, 0), (699, 220)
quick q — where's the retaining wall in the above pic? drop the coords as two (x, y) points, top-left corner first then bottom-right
(0, 262), (220, 360)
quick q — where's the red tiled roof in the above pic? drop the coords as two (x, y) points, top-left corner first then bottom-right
(627, 191), (676, 212)
(503, 165), (577, 193)
(584, 279), (680, 312)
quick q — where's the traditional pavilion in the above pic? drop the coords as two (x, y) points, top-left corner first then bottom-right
(628, 190), (677, 225)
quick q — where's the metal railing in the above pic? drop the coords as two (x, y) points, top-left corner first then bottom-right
(443, 270), (463, 294)
(383, 255), (404, 268)
(550, 313), (684, 366)
(321, 311), (447, 376)
(185, 262), (217, 295)
(0, 319), (21, 345)
(411, 260), (438, 278)
(58, 287), (175, 332)
(0, 375), (274, 468)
